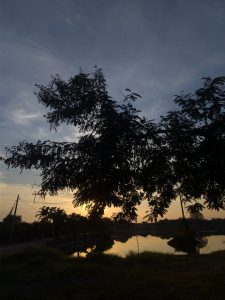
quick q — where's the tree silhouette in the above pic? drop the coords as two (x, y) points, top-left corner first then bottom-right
(36, 206), (67, 239)
(159, 77), (225, 216)
(3, 68), (156, 221)
(143, 76), (225, 222)
(2, 69), (225, 222)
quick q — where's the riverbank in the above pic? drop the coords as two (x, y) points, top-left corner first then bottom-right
(111, 218), (225, 239)
(0, 247), (225, 299)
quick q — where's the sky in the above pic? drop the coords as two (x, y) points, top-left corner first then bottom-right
(1, 0), (225, 222)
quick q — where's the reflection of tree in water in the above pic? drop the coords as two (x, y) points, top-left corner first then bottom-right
(167, 235), (208, 255)
(87, 237), (114, 256)
(74, 232), (114, 257)
(114, 235), (131, 243)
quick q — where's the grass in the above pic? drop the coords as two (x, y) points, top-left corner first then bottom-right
(1, 247), (225, 299)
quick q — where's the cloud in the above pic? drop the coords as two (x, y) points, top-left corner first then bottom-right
(36, 127), (49, 139)
(1, 0), (225, 221)
(0, 171), (5, 180)
(12, 109), (41, 125)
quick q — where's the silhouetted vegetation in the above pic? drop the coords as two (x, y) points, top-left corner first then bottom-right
(1, 212), (225, 255)
(3, 214), (22, 225)
(167, 234), (208, 254)
(1, 247), (225, 299)
(2, 69), (225, 223)
(1, 68), (225, 269)
(0, 219), (52, 243)
(2, 68), (150, 222)
(36, 206), (67, 240)
(0, 206), (115, 248)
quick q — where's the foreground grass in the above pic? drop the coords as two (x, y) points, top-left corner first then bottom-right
(0, 248), (225, 300)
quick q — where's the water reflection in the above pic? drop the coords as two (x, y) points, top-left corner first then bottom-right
(106, 235), (176, 257)
(167, 236), (208, 255)
(105, 235), (225, 257)
(71, 232), (114, 257)
(71, 234), (225, 257)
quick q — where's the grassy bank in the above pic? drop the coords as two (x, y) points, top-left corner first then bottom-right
(0, 248), (225, 300)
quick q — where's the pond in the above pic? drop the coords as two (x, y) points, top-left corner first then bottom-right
(71, 235), (225, 257)
(105, 235), (225, 256)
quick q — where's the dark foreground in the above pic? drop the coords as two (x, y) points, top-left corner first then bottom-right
(1, 248), (225, 300)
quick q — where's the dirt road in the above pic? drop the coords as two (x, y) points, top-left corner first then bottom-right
(0, 239), (52, 256)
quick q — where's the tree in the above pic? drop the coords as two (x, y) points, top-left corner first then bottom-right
(3, 214), (22, 225)
(188, 211), (204, 221)
(2, 69), (225, 222)
(3, 68), (156, 221)
(66, 213), (88, 236)
(36, 206), (67, 239)
(158, 77), (225, 216)
(143, 76), (225, 223)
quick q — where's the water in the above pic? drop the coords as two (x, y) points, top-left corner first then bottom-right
(70, 234), (225, 257)
(105, 235), (225, 256)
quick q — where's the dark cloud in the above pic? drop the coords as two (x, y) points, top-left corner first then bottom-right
(1, 0), (225, 186)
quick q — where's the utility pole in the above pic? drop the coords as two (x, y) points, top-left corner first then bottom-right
(9, 194), (20, 242)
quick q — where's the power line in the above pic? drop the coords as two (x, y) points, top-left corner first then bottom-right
(21, 198), (72, 208)
(19, 199), (37, 211)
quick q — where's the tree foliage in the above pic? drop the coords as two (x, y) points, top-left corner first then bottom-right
(36, 206), (67, 224)
(3, 68), (225, 221)
(3, 214), (22, 225)
(157, 76), (225, 216)
(36, 206), (67, 239)
(4, 68), (156, 221)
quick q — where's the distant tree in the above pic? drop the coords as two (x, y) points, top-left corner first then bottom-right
(2, 214), (22, 242)
(187, 203), (204, 220)
(66, 213), (88, 236)
(3, 214), (22, 225)
(67, 213), (87, 224)
(189, 211), (204, 220)
(36, 206), (67, 239)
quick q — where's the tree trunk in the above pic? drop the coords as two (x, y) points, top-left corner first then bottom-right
(179, 195), (189, 233)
